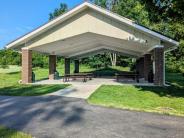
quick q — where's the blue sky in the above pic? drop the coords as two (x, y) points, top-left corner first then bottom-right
(0, 0), (83, 49)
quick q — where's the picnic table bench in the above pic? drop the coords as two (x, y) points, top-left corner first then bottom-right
(63, 73), (93, 82)
(115, 73), (139, 83)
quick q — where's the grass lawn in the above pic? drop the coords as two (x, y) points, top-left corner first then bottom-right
(88, 73), (184, 116)
(0, 65), (21, 74)
(0, 125), (32, 138)
(0, 66), (69, 96)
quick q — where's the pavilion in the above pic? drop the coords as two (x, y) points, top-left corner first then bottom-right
(6, 2), (179, 86)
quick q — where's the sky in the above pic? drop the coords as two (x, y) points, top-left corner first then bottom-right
(0, 0), (83, 49)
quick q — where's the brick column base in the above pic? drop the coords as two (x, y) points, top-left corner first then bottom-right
(22, 49), (32, 84)
(49, 55), (56, 80)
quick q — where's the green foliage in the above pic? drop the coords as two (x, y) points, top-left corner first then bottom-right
(97, 0), (184, 73)
(82, 53), (110, 68)
(113, 0), (150, 26)
(0, 49), (21, 66)
(166, 41), (184, 73)
(32, 52), (48, 68)
(49, 3), (68, 20)
(0, 49), (49, 68)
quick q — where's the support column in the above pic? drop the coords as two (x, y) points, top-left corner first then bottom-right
(49, 55), (56, 80)
(22, 49), (32, 84)
(136, 57), (144, 78)
(144, 54), (152, 81)
(74, 60), (79, 73)
(153, 47), (164, 86)
(65, 58), (70, 75)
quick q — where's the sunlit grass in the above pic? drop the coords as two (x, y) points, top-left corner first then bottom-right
(0, 125), (32, 138)
(88, 73), (184, 116)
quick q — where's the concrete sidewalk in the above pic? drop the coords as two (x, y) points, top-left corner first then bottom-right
(47, 84), (100, 99)
(37, 78), (154, 99)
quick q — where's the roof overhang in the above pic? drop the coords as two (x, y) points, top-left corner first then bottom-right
(5, 2), (179, 58)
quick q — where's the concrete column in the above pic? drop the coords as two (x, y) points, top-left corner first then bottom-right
(144, 54), (152, 81)
(22, 49), (32, 84)
(65, 58), (70, 75)
(154, 47), (164, 86)
(136, 57), (144, 78)
(49, 55), (56, 80)
(74, 60), (79, 73)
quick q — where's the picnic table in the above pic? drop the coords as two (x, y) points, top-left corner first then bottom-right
(63, 73), (93, 82)
(115, 73), (139, 83)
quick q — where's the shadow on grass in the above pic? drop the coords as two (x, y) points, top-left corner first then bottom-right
(0, 84), (69, 96)
(6, 71), (20, 75)
(166, 73), (184, 87)
(135, 85), (184, 98)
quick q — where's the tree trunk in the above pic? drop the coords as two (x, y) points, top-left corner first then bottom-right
(109, 52), (117, 66)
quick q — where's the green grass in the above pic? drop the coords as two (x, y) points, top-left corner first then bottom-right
(0, 125), (32, 138)
(0, 66), (69, 96)
(88, 73), (184, 116)
(0, 83), (68, 96)
(111, 66), (130, 72)
(0, 65), (21, 74)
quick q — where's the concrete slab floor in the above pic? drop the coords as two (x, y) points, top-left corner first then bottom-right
(35, 78), (154, 99)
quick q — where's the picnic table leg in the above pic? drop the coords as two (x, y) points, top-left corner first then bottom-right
(83, 77), (87, 82)
(136, 76), (139, 83)
(116, 76), (119, 82)
(67, 77), (70, 82)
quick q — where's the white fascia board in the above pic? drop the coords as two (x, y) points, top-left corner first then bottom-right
(144, 45), (164, 54)
(143, 44), (178, 55)
(6, 2), (179, 49)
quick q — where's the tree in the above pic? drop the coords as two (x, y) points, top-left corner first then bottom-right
(141, 0), (184, 73)
(0, 49), (21, 66)
(112, 0), (150, 26)
(109, 53), (117, 66)
(49, 3), (68, 20)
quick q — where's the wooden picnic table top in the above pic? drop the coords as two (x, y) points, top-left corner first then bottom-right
(115, 73), (139, 76)
(65, 73), (93, 76)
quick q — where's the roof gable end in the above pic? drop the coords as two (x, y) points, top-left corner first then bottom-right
(6, 2), (179, 49)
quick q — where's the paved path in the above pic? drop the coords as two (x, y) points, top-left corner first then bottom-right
(37, 78), (154, 99)
(47, 84), (100, 99)
(0, 96), (183, 138)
